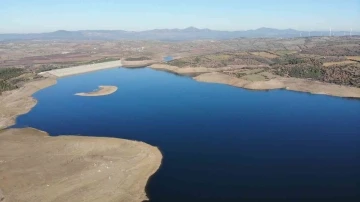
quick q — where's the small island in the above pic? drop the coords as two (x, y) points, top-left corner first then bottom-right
(75, 85), (118, 96)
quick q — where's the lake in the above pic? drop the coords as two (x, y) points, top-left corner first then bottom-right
(14, 67), (360, 202)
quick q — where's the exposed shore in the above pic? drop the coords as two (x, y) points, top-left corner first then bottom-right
(121, 60), (156, 68)
(150, 63), (231, 75)
(1, 60), (359, 201)
(0, 78), (57, 129)
(39, 60), (123, 77)
(150, 63), (360, 98)
(0, 68), (162, 201)
(75, 85), (118, 96)
(0, 127), (162, 202)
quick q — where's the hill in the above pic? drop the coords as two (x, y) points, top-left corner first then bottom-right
(1, 27), (358, 41)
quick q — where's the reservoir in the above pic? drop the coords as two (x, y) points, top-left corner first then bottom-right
(14, 67), (360, 202)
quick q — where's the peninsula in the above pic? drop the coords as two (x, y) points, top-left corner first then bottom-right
(150, 63), (360, 98)
(0, 63), (161, 202)
(0, 127), (162, 202)
(149, 43), (360, 98)
(0, 77), (162, 202)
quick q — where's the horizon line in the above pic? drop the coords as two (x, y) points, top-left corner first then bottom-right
(1, 26), (359, 35)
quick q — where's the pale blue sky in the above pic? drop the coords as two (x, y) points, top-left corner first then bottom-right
(1, 0), (359, 33)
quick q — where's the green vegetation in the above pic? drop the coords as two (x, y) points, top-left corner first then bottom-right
(0, 68), (25, 80)
(168, 52), (271, 68)
(167, 50), (359, 88)
(272, 55), (304, 65)
(287, 66), (324, 79)
(271, 54), (360, 87)
(167, 59), (188, 67)
(35, 64), (70, 73)
(241, 74), (266, 81)
(323, 64), (360, 87)
(235, 72), (247, 78)
(0, 67), (42, 94)
(272, 55), (325, 79)
(124, 57), (151, 61)
(232, 68), (269, 81)
(0, 80), (16, 92)
(0, 68), (26, 93)
(275, 50), (298, 56)
(79, 57), (119, 65)
(194, 57), (201, 63)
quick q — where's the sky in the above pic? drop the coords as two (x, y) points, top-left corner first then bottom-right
(0, 0), (359, 33)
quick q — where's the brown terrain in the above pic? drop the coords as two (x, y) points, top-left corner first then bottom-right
(0, 36), (360, 202)
(3, 36), (359, 96)
(0, 127), (162, 202)
(0, 75), (162, 202)
(121, 57), (158, 68)
(148, 37), (360, 97)
(0, 78), (56, 129)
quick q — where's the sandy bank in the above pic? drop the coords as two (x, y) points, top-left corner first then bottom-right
(75, 85), (118, 96)
(150, 63), (228, 75)
(150, 63), (266, 75)
(0, 127), (162, 202)
(0, 78), (57, 129)
(1, 70), (163, 201)
(194, 72), (285, 90)
(150, 63), (360, 98)
(194, 72), (360, 98)
(122, 60), (156, 68)
(279, 77), (360, 98)
(39, 60), (123, 77)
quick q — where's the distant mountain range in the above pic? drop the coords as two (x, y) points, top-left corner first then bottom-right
(0, 27), (358, 41)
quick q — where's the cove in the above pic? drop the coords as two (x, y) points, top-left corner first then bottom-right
(14, 67), (360, 202)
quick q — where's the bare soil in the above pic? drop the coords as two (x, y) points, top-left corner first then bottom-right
(121, 60), (157, 68)
(0, 78), (56, 129)
(150, 63), (360, 98)
(194, 72), (360, 97)
(0, 128), (162, 202)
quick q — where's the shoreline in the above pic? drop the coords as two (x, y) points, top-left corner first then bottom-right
(39, 60), (123, 77)
(1, 60), (359, 201)
(0, 78), (57, 129)
(0, 127), (162, 202)
(150, 63), (360, 98)
(121, 60), (157, 68)
(75, 85), (118, 96)
(0, 69), (162, 201)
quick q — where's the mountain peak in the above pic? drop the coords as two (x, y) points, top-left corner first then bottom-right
(183, 26), (200, 31)
(256, 27), (277, 31)
(53, 30), (71, 33)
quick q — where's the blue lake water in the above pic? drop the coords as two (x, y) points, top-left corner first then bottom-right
(14, 67), (360, 202)
(163, 56), (174, 62)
